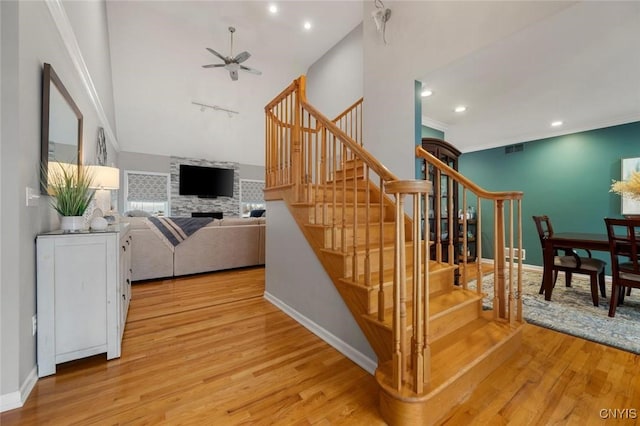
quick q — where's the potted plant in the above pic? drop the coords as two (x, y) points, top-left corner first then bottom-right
(46, 162), (95, 231)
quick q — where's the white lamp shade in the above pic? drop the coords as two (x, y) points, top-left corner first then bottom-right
(47, 161), (77, 183)
(88, 165), (120, 190)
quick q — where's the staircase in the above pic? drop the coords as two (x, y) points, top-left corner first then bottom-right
(264, 76), (525, 425)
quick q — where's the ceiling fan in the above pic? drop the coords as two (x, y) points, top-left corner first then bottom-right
(202, 27), (262, 81)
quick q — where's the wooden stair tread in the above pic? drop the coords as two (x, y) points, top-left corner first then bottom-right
(290, 201), (384, 208)
(365, 288), (482, 329)
(341, 261), (457, 289)
(361, 261), (457, 285)
(305, 221), (396, 230)
(320, 239), (418, 257)
(376, 316), (522, 397)
(429, 317), (521, 388)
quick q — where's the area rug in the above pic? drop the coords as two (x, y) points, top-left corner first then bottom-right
(468, 269), (640, 354)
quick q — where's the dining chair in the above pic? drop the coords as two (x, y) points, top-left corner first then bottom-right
(604, 217), (640, 317)
(532, 215), (606, 306)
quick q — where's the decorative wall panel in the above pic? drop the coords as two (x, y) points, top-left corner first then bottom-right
(170, 157), (240, 217)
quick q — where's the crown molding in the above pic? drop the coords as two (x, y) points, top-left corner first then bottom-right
(458, 114), (640, 154)
(45, 0), (120, 151)
(421, 115), (448, 133)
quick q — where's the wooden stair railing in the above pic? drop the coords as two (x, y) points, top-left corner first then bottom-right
(416, 145), (524, 324)
(265, 76), (525, 424)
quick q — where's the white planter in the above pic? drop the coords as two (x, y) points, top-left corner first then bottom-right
(60, 216), (86, 232)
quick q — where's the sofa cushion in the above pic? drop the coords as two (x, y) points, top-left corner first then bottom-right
(120, 216), (150, 229)
(220, 217), (263, 226)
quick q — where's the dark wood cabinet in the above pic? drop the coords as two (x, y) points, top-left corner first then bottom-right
(458, 218), (477, 262)
(420, 138), (476, 265)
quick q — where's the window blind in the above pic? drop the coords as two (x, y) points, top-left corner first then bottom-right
(240, 180), (265, 203)
(126, 173), (168, 201)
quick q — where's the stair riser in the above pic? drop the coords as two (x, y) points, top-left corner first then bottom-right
(323, 223), (396, 250)
(429, 300), (481, 342)
(309, 205), (384, 225)
(311, 188), (372, 203)
(328, 173), (367, 185)
(428, 269), (458, 294)
(367, 271), (455, 315)
(333, 164), (365, 180)
(343, 243), (427, 278)
(363, 293), (481, 341)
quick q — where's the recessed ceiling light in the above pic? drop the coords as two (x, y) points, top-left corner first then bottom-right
(303, 21), (312, 30)
(551, 120), (563, 127)
(454, 105), (467, 113)
(268, 4), (278, 14)
(421, 89), (433, 97)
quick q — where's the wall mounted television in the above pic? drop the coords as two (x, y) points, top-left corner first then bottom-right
(178, 164), (234, 198)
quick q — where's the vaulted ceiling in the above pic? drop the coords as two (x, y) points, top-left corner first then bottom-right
(106, 1), (362, 166)
(106, 1), (640, 165)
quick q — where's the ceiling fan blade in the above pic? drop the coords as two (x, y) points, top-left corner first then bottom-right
(206, 47), (227, 62)
(240, 65), (262, 75)
(202, 64), (226, 68)
(234, 51), (250, 63)
(230, 70), (239, 81)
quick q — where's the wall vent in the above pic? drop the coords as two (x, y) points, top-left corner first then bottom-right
(505, 247), (526, 260)
(505, 143), (524, 154)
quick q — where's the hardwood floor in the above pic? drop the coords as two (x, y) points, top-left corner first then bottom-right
(3, 266), (639, 425)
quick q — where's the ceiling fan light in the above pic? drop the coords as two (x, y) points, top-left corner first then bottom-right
(225, 63), (240, 72)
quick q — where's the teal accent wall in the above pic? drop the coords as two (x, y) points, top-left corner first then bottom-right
(458, 121), (640, 271)
(422, 125), (445, 139)
(415, 125), (445, 179)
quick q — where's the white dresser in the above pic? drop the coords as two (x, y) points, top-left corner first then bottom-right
(36, 223), (132, 377)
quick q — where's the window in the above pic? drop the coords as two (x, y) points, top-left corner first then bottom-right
(239, 179), (265, 217)
(124, 171), (170, 216)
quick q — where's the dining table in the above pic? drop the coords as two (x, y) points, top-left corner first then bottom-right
(542, 232), (610, 301)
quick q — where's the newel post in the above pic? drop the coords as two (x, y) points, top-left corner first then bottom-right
(385, 179), (432, 393)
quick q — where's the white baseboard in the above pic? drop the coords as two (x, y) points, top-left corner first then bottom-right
(264, 292), (378, 375)
(0, 366), (37, 412)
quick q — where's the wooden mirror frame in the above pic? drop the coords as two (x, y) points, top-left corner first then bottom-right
(41, 62), (83, 194)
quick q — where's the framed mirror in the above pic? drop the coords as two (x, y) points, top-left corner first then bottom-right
(41, 62), (83, 194)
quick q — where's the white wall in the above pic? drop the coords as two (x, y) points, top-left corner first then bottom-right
(306, 23), (363, 118)
(62, 1), (117, 139)
(0, 0), (115, 410)
(1, 0), (21, 408)
(264, 202), (376, 371)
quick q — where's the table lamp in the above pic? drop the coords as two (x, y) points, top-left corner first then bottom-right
(88, 165), (120, 214)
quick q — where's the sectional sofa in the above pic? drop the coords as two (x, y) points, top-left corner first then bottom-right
(122, 216), (265, 281)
